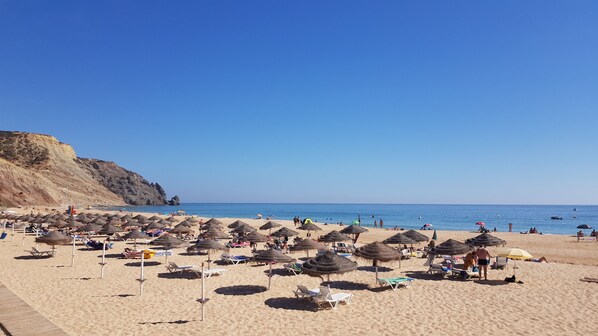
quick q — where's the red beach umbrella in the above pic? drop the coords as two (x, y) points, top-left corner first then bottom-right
(476, 222), (486, 226)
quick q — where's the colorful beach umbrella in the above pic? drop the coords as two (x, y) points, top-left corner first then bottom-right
(497, 248), (533, 276)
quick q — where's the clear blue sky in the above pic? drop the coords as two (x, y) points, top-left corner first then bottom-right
(1, 1), (597, 205)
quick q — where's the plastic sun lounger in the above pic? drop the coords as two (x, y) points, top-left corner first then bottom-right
(27, 247), (55, 257)
(283, 262), (303, 275)
(293, 285), (320, 302)
(193, 268), (227, 278)
(377, 277), (414, 290)
(166, 262), (197, 273)
(313, 286), (353, 309)
(222, 253), (250, 265)
(427, 264), (450, 276)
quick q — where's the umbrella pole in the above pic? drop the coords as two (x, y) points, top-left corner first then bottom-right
(268, 263), (272, 290)
(207, 251), (211, 270)
(306, 250), (309, 258)
(197, 262), (208, 321)
(138, 250), (145, 296)
(100, 241), (107, 279)
(375, 266), (379, 282)
(71, 236), (76, 267)
(22, 226), (26, 246)
(11, 223), (14, 242)
(134, 238), (137, 250)
(165, 248), (169, 264)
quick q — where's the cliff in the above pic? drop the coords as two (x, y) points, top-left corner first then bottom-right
(0, 131), (168, 207)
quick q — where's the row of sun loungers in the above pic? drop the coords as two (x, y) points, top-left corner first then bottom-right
(26, 247), (55, 258)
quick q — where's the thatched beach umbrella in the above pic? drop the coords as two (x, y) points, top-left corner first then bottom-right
(93, 218), (107, 226)
(133, 214), (147, 221)
(240, 231), (270, 243)
(354, 242), (402, 280)
(35, 231), (71, 255)
(465, 233), (506, 247)
(200, 228), (229, 240)
(171, 224), (193, 234)
(165, 216), (178, 223)
(431, 239), (473, 256)
(228, 220), (249, 229)
(99, 223), (123, 235)
(146, 221), (165, 230)
(48, 219), (68, 229)
(124, 229), (150, 250)
(253, 249), (295, 290)
(232, 223), (256, 235)
(290, 238), (326, 258)
(203, 218), (222, 226)
(259, 221), (282, 234)
(298, 222), (322, 237)
(403, 230), (430, 243)
(340, 224), (368, 243)
(302, 250), (358, 282)
(192, 239), (228, 269)
(77, 223), (102, 234)
(185, 217), (200, 224)
(201, 222), (224, 231)
(149, 215), (162, 221)
(271, 227), (299, 238)
(383, 232), (416, 245)
(150, 235), (185, 263)
(319, 230), (352, 243)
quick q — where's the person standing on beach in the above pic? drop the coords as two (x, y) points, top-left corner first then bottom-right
(374, 220), (377, 228)
(475, 245), (492, 280)
(380, 219), (384, 228)
(509, 223), (513, 232)
(357, 214), (361, 225)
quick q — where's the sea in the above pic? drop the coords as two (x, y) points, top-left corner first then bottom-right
(103, 203), (597, 236)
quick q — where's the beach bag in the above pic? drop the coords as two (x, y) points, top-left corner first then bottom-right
(505, 275), (516, 283)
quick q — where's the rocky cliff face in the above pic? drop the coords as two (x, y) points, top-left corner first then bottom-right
(78, 158), (166, 205)
(0, 131), (168, 207)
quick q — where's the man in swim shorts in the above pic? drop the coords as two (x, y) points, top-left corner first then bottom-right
(475, 245), (492, 280)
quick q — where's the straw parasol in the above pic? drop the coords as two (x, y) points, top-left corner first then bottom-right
(146, 221), (165, 230)
(170, 224), (193, 234)
(228, 220), (248, 229)
(148, 215), (162, 221)
(354, 241), (402, 279)
(319, 230), (352, 243)
(124, 229), (150, 250)
(298, 222), (321, 237)
(48, 219), (68, 229)
(200, 228), (229, 240)
(240, 231), (270, 243)
(383, 232), (416, 245)
(302, 250), (358, 282)
(203, 218), (223, 226)
(192, 239), (228, 269)
(150, 234), (185, 263)
(99, 223), (124, 235)
(340, 224), (368, 243)
(431, 239), (473, 256)
(35, 231), (72, 255)
(201, 222), (224, 231)
(77, 223), (102, 233)
(465, 233), (506, 247)
(185, 217), (200, 224)
(403, 230), (430, 242)
(232, 223), (256, 235)
(289, 238), (326, 258)
(133, 214), (147, 221)
(253, 249), (295, 289)
(271, 227), (299, 238)
(165, 216), (178, 223)
(259, 221), (281, 234)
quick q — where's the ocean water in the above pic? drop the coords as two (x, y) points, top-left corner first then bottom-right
(103, 203), (597, 236)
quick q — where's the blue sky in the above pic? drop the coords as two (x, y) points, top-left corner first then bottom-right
(1, 1), (597, 204)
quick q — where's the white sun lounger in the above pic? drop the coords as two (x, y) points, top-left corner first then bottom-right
(313, 286), (352, 309)
(192, 268), (227, 278)
(166, 262), (197, 273)
(293, 285), (320, 301)
(377, 277), (414, 290)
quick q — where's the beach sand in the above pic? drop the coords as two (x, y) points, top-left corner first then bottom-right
(1, 210), (597, 336)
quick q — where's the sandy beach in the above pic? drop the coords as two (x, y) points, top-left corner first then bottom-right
(1, 209), (597, 336)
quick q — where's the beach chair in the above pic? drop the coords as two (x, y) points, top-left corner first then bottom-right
(0, 232), (7, 239)
(166, 262), (197, 273)
(427, 264), (451, 276)
(221, 253), (250, 265)
(153, 250), (173, 257)
(377, 277), (414, 290)
(194, 268), (227, 278)
(27, 247), (55, 257)
(313, 286), (353, 309)
(334, 242), (355, 253)
(492, 257), (508, 270)
(293, 285), (320, 301)
(283, 262), (303, 275)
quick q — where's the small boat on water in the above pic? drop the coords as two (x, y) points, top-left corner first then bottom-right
(577, 224), (592, 229)
(550, 216), (563, 220)
(573, 208), (578, 211)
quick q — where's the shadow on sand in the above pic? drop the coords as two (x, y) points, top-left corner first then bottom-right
(124, 261), (162, 267)
(264, 297), (316, 312)
(157, 272), (199, 280)
(215, 285), (267, 296)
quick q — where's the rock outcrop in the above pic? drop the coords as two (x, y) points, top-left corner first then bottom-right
(78, 158), (167, 205)
(168, 195), (181, 206)
(0, 131), (168, 207)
